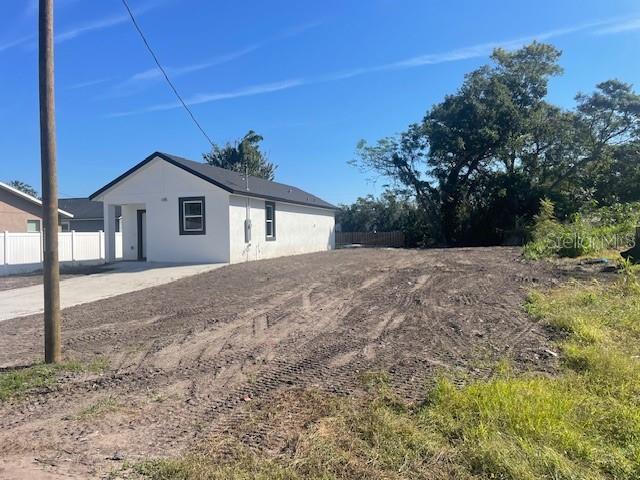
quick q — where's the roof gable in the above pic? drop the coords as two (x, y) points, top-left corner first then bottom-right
(0, 181), (73, 218)
(90, 152), (337, 210)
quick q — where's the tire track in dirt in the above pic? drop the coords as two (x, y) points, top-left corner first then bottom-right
(0, 247), (571, 478)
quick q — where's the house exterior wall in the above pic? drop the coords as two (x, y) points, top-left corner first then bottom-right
(0, 188), (45, 231)
(0, 188), (67, 232)
(98, 158), (230, 263)
(120, 204), (145, 260)
(229, 195), (335, 263)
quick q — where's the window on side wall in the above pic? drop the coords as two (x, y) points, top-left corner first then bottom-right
(265, 201), (276, 240)
(26, 219), (41, 232)
(61, 221), (71, 232)
(179, 197), (206, 235)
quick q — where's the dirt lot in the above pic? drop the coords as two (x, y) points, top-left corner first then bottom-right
(0, 247), (580, 478)
(0, 265), (113, 291)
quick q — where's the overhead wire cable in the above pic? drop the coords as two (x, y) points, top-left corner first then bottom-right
(120, 0), (215, 147)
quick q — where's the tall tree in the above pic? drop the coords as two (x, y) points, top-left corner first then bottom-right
(424, 43), (563, 242)
(8, 180), (39, 198)
(355, 43), (565, 243)
(549, 80), (640, 192)
(203, 130), (277, 180)
(353, 42), (640, 245)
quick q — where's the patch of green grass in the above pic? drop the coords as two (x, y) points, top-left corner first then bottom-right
(130, 274), (640, 480)
(85, 356), (110, 373)
(133, 450), (298, 480)
(419, 274), (640, 479)
(76, 395), (120, 419)
(0, 357), (109, 402)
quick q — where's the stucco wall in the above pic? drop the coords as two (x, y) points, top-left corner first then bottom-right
(98, 158), (230, 263)
(0, 189), (44, 232)
(229, 195), (335, 263)
(120, 204), (145, 260)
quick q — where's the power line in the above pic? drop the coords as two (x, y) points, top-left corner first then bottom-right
(120, 0), (215, 147)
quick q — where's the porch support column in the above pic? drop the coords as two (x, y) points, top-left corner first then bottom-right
(104, 203), (117, 262)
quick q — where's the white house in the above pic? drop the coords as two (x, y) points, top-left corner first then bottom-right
(90, 152), (336, 264)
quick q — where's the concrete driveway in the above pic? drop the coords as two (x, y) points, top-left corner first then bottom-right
(0, 261), (225, 322)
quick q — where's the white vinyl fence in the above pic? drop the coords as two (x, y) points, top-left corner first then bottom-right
(0, 231), (123, 276)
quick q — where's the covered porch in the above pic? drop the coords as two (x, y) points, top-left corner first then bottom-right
(104, 202), (147, 263)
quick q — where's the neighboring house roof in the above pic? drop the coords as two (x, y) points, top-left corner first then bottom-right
(58, 198), (121, 220)
(90, 151), (337, 211)
(0, 181), (73, 218)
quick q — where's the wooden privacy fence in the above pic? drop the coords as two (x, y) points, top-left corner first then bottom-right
(336, 231), (405, 248)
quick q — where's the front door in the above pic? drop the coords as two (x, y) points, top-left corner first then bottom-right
(137, 209), (147, 260)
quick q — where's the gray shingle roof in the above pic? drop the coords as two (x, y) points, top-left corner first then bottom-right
(57, 198), (121, 219)
(90, 152), (337, 211)
(58, 198), (103, 219)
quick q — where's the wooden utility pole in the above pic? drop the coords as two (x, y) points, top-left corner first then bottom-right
(39, 0), (61, 363)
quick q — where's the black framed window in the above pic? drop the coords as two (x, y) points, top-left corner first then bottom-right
(265, 201), (276, 240)
(179, 196), (206, 235)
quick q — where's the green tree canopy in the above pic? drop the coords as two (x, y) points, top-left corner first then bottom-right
(352, 42), (640, 246)
(203, 130), (277, 181)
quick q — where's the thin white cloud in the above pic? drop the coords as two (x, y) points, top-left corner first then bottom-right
(109, 79), (304, 116)
(594, 17), (640, 34)
(56, 0), (163, 44)
(67, 77), (113, 90)
(0, 35), (33, 53)
(2, 0), (163, 54)
(56, 14), (129, 43)
(280, 19), (324, 38)
(106, 43), (262, 96)
(380, 17), (629, 71)
(160, 44), (262, 76)
(105, 19), (322, 98)
(110, 14), (640, 117)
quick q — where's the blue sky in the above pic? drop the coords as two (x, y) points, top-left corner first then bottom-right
(1, 0), (639, 204)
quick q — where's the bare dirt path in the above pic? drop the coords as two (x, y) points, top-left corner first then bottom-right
(0, 248), (569, 479)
